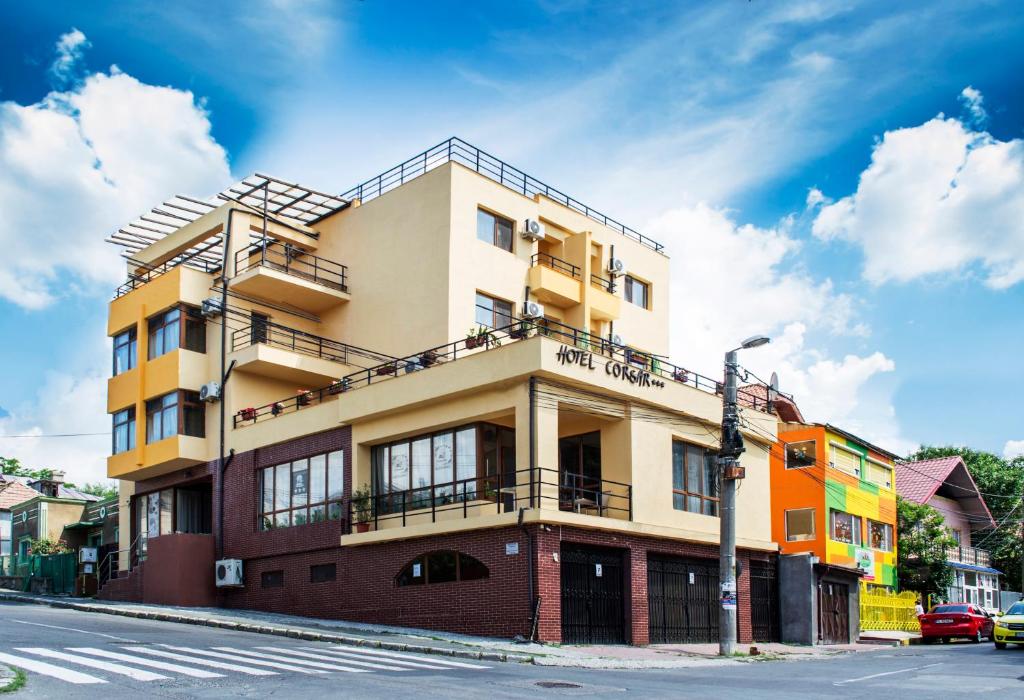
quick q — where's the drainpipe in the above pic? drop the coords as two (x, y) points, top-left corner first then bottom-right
(215, 210), (237, 562)
(529, 376), (536, 508)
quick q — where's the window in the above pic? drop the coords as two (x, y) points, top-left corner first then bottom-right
(830, 510), (862, 545)
(395, 551), (489, 587)
(259, 450), (345, 530)
(867, 520), (892, 551)
(0, 512), (10, 556)
(785, 508), (816, 541)
(671, 441), (719, 516)
(146, 391), (204, 443)
(624, 276), (649, 309)
(113, 328), (137, 375)
(829, 443), (861, 477)
(112, 407), (136, 454)
(261, 570), (284, 588)
(474, 292), (513, 329)
(476, 209), (513, 252)
(19, 537), (31, 559)
(147, 305), (205, 360)
(865, 458), (893, 489)
(950, 528), (962, 545)
(785, 440), (815, 469)
(310, 563), (337, 583)
(372, 424), (509, 510)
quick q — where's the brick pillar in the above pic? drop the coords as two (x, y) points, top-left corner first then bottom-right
(629, 544), (650, 645)
(737, 550), (753, 644)
(534, 527), (562, 643)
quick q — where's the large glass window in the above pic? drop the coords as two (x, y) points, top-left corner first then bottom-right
(623, 275), (649, 309)
(672, 440), (718, 516)
(112, 407), (136, 454)
(830, 509), (862, 545)
(259, 450), (345, 530)
(476, 209), (513, 252)
(785, 440), (815, 469)
(145, 391), (203, 443)
(113, 328), (137, 375)
(148, 305), (206, 360)
(474, 292), (514, 329)
(868, 519), (893, 551)
(785, 508), (816, 541)
(395, 551), (489, 587)
(372, 424), (512, 510)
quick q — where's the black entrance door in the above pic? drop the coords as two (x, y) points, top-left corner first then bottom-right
(749, 559), (780, 642)
(647, 555), (719, 643)
(818, 581), (850, 644)
(560, 545), (625, 644)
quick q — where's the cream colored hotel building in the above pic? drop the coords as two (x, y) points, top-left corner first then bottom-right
(101, 138), (779, 644)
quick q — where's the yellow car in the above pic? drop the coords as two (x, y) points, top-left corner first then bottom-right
(993, 601), (1024, 649)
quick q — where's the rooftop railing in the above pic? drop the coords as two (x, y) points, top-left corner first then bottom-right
(336, 137), (665, 254)
(235, 241), (348, 293)
(114, 254), (221, 299)
(531, 252), (581, 279)
(346, 467), (632, 533)
(234, 317), (777, 427)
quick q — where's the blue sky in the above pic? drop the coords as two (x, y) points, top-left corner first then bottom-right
(1, 0), (1022, 483)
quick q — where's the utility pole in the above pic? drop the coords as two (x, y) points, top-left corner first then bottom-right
(718, 335), (769, 656)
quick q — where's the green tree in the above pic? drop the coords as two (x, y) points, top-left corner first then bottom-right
(77, 482), (118, 500)
(0, 456), (53, 481)
(29, 538), (71, 555)
(897, 497), (957, 599)
(910, 446), (1024, 592)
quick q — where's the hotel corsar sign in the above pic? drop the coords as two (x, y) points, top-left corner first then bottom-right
(555, 344), (665, 389)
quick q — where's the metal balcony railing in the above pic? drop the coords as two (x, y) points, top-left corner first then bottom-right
(235, 317), (781, 427)
(231, 320), (392, 367)
(346, 467), (632, 533)
(114, 254), (221, 298)
(531, 252), (581, 279)
(590, 272), (616, 294)
(235, 241), (348, 292)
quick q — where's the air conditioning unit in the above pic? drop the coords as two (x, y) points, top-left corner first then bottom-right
(522, 301), (545, 319)
(201, 298), (223, 318)
(610, 334), (624, 346)
(521, 219), (546, 241)
(199, 381), (222, 403)
(607, 258), (626, 275)
(215, 559), (243, 587)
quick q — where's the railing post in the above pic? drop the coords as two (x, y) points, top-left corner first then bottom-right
(628, 484), (633, 521)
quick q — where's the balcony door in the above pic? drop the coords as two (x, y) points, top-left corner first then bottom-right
(251, 311), (269, 344)
(559, 431), (601, 510)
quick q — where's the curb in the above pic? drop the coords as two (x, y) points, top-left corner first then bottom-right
(0, 592), (533, 664)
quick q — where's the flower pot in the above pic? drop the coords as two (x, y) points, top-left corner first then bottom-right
(420, 352), (438, 367)
(355, 522), (370, 533)
(271, 403), (284, 416)
(239, 408), (257, 421)
(327, 384), (344, 395)
(673, 370), (688, 383)
(376, 364), (396, 376)
(297, 394), (312, 406)
(465, 337), (481, 350)
(510, 329), (528, 340)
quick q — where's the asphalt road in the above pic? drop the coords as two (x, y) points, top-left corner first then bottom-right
(2, 602), (1022, 698)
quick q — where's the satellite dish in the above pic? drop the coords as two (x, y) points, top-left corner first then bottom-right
(768, 372), (779, 403)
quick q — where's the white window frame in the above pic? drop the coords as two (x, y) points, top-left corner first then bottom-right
(865, 456), (893, 489)
(830, 509), (862, 545)
(785, 507), (816, 542)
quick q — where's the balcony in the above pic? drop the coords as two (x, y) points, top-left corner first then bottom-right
(528, 252), (583, 308)
(946, 545), (992, 568)
(589, 272), (620, 321)
(107, 434), (207, 481)
(347, 468), (632, 534)
(232, 242), (350, 312)
(230, 320), (391, 387)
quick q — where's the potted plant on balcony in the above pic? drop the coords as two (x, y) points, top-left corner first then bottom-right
(376, 361), (397, 376)
(352, 485), (372, 533)
(296, 389), (313, 407)
(465, 327), (484, 349)
(419, 349), (439, 367)
(239, 407), (257, 422)
(509, 322), (531, 340)
(271, 402), (284, 416)
(327, 378), (350, 395)
(672, 368), (689, 383)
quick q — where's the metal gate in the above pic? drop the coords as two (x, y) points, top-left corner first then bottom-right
(818, 581), (850, 644)
(647, 555), (718, 643)
(750, 559), (780, 642)
(560, 545), (625, 644)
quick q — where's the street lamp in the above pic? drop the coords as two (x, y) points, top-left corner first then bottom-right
(719, 334), (770, 656)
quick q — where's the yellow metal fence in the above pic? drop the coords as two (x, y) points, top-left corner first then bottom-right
(860, 582), (921, 632)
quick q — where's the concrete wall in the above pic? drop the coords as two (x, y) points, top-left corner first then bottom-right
(142, 533), (217, 607)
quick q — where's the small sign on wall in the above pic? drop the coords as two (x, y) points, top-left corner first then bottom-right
(689, 572), (695, 585)
(506, 542), (519, 556)
(412, 563), (422, 578)
(595, 563), (603, 577)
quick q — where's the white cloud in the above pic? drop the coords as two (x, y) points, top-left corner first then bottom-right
(649, 203), (912, 454)
(1004, 440), (1024, 460)
(812, 90), (1024, 289)
(49, 28), (89, 84)
(0, 31), (231, 309)
(959, 85), (987, 128)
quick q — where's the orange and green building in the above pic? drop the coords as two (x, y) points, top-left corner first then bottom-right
(770, 422), (899, 590)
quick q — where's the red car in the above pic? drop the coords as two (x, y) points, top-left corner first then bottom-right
(919, 603), (994, 643)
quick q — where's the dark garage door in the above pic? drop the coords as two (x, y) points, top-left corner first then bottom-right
(647, 555), (718, 643)
(561, 545), (625, 644)
(750, 559), (780, 642)
(818, 581), (850, 644)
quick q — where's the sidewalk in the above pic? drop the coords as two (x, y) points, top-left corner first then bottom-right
(0, 589), (883, 669)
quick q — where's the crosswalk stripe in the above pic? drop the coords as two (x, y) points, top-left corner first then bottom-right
(159, 645), (329, 674)
(16, 648), (168, 682)
(215, 647), (381, 672)
(0, 651), (106, 685)
(68, 647), (224, 678)
(122, 646), (278, 676)
(296, 646), (466, 671)
(258, 647), (420, 671)
(314, 644), (489, 669)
